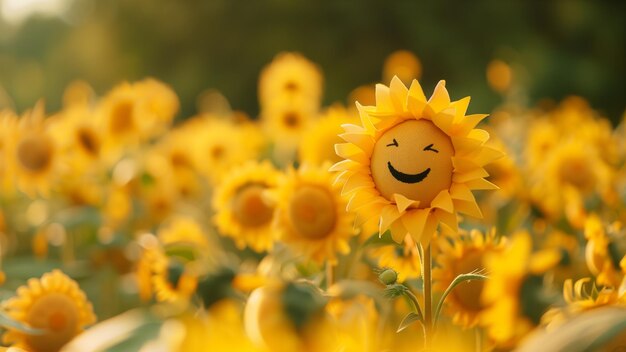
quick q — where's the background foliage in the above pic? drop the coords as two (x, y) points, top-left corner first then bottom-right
(0, 0), (624, 121)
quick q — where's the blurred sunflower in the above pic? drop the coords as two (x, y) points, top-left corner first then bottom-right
(299, 105), (356, 166)
(542, 277), (626, 330)
(258, 52), (323, 110)
(10, 102), (59, 197)
(273, 163), (356, 265)
(333, 77), (502, 246)
(585, 215), (625, 288)
(0, 110), (18, 194)
(382, 50), (422, 84)
(151, 248), (199, 303)
(262, 99), (317, 162)
(2, 270), (96, 352)
(481, 231), (561, 348)
(370, 235), (421, 283)
(213, 161), (279, 252)
(158, 216), (210, 250)
(433, 229), (504, 328)
(244, 281), (335, 352)
(192, 117), (261, 185)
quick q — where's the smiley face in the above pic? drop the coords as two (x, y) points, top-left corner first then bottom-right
(370, 119), (454, 208)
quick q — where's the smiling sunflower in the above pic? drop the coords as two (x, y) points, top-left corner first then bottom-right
(332, 77), (502, 246)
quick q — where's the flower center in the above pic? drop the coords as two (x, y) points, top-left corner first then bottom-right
(211, 145), (225, 160)
(232, 184), (274, 227)
(77, 127), (99, 156)
(284, 81), (299, 92)
(110, 100), (134, 134)
(451, 250), (485, 312)
(283, 112), (300, 129)
(17, 135), (53, 172)
(558, 155), (595, 191)
(25, 293), (79, 352)
(287, 185), (336, 239)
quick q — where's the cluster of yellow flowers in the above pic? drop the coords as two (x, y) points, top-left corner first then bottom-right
(0, 51), (624, 352)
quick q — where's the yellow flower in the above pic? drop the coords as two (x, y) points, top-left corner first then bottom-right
(333, 77), (503, 247)
(273, 163), (356, 265)
(433, 229), (504, 328)
(96, 79), (178, 161)
(261, 98), (317, 162)
(325, 292), (379, 352)
(370, 235), (421, 282)
(213, 161), (279, 252)
(481, 231), (561, 348)
(244, 282), (335, 352)
(158, 216), (210, 249)
(10, 102), (59, 197)
(0, 110), (18, 195)
(191, 117), (261, 185)
(542, 278), (625, 330)
(299, 105), (356, 166)
(585, 215), (624, 288)
(2, 270), (96, 352)
(258, 52), (323, 110)
(486, 59), (513, 93)
(151, 247), (199, 303)
(383, 50), (422, 85)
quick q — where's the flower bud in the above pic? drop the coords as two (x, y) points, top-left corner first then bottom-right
(379, 269), (398, 285)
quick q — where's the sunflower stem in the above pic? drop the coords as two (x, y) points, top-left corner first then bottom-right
(475, 327), (482, 352)
(424, 244), (433, 350)
(325, 261), (333, 289)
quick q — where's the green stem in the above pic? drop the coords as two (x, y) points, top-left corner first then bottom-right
(404, 288), (424, 320)
(424, 244), (433, 349)
(325, 261), (333, 289)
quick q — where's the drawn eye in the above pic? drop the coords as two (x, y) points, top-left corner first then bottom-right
(423, 144), (439, 153)
(386, 139), (399, 147)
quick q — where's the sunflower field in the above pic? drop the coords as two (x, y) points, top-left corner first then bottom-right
(0, 1), (625, 352)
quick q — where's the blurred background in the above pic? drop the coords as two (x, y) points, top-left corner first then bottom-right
(0, 0), (624, 123)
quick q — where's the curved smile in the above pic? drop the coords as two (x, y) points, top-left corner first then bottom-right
(387, 162), (430, 184)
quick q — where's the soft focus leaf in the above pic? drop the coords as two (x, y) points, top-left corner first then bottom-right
(0, 311), (45, 335)
(397, 312), (422, 333)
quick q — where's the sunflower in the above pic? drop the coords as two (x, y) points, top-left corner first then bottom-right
(2, 270), (96, 352)
(433, 229), (504, 328)
(0, 110), (18, 195)
(383, 50), (422, 85)
(486, 59), (513, 94)
(370, 235), (421, 283)
(213, 160), (279, 252)
(192, 117), (261, 185)
(157, 216), (210, 250)
(299, 105), (356, 166)
(585, 215), (625, 288)
(261, 98), (317, 163)
(273, 163), (356, 265)
(10, 102), (59, 197)
(542, 277), (626, 330)
(258, 52), (323, 110)
(481, 231), (561, 348)
(332, 77), (503, 246)
(151, 247), (199, 303)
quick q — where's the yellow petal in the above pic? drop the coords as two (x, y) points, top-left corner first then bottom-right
(389, 76), (409, 112)
(389, 220), (408, 243)
(342, 173), (374, 194)
(465, 178), (499, 190)
(453, 199), (483, 218)
(375, 84), (394, 112)
(452, 168), (489, 183)
(449, 183), (475, 202)
(427, 80), (450, 114)
(393, 193), (418, 213)
(529, 249), (561, 274)
(450, 96), (471, 119)
(431, 190), (454, 213)
(379, 205), (403, 234)
(401, 209), (429, 241)
(339, 132), (375, 155)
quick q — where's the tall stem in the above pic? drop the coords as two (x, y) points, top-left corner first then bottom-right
(423, 244), (433, 350)
(325, 261), (333, 289)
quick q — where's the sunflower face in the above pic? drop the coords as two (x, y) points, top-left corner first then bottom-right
(334, 77), (502, 245)
(287, 185), (336, 239)
(371, 119), (454, 207)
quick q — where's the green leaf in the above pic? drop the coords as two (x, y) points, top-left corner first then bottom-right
(397, 312), (422, 333)
(433, 272), (488, 327)
(0, 311), (46, 335)
(362, 230), (397, 247)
